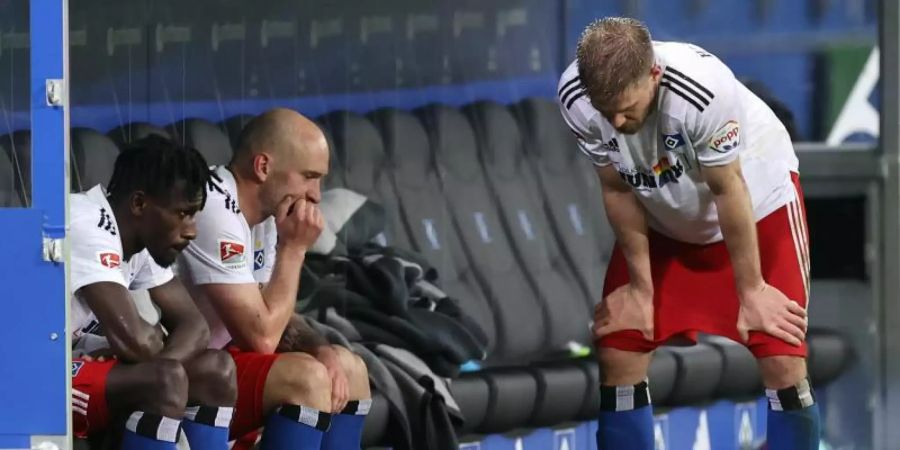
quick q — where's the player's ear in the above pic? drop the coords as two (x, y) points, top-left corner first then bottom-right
(252, 152), (272, 182)
(649, 64), (662, 81)
(130, 190), (147, 217)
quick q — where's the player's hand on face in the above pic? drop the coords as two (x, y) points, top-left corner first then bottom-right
(275, 196), (325, 252)
(593, 283), (654, 341)
(737, 283), (807, 347)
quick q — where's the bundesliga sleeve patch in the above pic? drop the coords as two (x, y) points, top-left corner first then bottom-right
(710, 120), (741, 153)
(97, 251), (121, 269)
(218, 240), (247, 269)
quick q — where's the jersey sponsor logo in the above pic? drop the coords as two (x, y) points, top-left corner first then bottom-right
(219, 240), (246, 267)
(97, 251), (121, 269)
(663, 132), (686, 151)
(710, 120), (740, 153)
(72, 361), (85, 377)
(618, 156), (685, 190)
(254, 249), (265, 271)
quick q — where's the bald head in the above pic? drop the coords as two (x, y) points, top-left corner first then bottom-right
(234, 108), (328, 167)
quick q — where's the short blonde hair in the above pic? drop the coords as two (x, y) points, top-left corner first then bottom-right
(576, 17), (654, 109)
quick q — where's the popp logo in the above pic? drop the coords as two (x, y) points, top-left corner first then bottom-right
(710, 120), (740, 153)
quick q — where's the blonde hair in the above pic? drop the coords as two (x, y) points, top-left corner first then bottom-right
(576, 17), (654, 109)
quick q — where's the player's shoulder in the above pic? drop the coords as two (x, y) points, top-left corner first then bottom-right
(70, 186), (119, 240)
(557, 59), (599, 134)
(202, 166), (242, 218)
(656, 41), (737, 115)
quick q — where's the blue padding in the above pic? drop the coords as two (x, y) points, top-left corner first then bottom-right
(70, 75), (557, 131)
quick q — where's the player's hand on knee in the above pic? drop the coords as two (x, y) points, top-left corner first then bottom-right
(593, 284), (654, 341)
(315, 346), (350, 413)
(737, 283), (807, 347)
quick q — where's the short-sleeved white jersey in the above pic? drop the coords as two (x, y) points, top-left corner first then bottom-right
(558, 41), (799, 244)
(70, 185), (174, 341)
(176, 166), (277, 348)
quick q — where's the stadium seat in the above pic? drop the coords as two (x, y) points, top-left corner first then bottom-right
(451, 374), (491, 435)
(169, 118), (233, 166)
(221, 114), (256, 150)
(70, 128), (120, 192)
(704, 335), (762, 398)
(368, 108), (500, 357)
(0, 130), (32, 207)
(313, 118), (346, 190)
(318, 111), (411, 249)
(472, 368), (538, 434)
(361, 392), (389, 446)
(526, 361), (590, 427)
(511, 98), (614, 309)
(464, 101), (593, 347)
(405, 105), (550, 362)
(107, 122), (172, 147)
(808, 328), (853, 387)
(666, 343), (725, 405)
(0, 142), (18, 207)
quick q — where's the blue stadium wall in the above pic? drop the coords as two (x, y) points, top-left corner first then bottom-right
(0, 0), (878, 140)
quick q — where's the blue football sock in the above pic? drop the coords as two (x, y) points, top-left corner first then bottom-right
(181, 405), (233, 450)
(259, 404), (331, 450)
(121, 411), (181, 450)
(320, 399), (372, 450)
(766, 378), (820, 450)
(596, 380), (655, 450)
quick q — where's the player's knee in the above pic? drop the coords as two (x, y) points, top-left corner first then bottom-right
(278, 353), (332, 404)
(189, 349), (238, 403)
(334, 346), (370, 396)
(152, 359), (189, 415)
(758, 355), (808, 390)
(597, 347), (652, 386)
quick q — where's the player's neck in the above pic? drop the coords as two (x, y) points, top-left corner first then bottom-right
(229, 166), (266, 227)
(110, 202), (142, 261)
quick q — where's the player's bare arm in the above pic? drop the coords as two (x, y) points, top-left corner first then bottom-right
(149, 276), (211, 361)
(593, 164), (654, 341)
(278, 313), (350, 412)
(201, 196), (323, 353)
(703, 160), (807, 346)
(81, 282), (165, 363)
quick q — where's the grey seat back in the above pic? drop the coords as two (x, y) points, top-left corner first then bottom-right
(512, 98), (615, 304)
(415, 105), (551, 361)
(320, 111), (409, 249)
(465, 101), (592, 347)
(70, 128), (120, 192)
(171, 118), (233, 166)
(369, 108), (499, 356)
(0, 131), (31, 207)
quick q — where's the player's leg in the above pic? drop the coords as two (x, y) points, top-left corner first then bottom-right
(103, 359), (189, 450)
(757, 356), (819, 450)
(259, 352), (333, 450)
(180, 349), (238, 450)
(594, 244), (657, 450)
(595, 347), (655, 450)
(752, 173), (819, 450)
(320, 345), (372, 450)
(225, 350), (331, 450)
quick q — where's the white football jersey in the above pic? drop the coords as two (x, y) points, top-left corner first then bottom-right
(69, 185), (174, 341)
(176, 166), (277, 349)
(558, 41), (799, 244)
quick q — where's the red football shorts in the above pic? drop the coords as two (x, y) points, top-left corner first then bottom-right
(227, 346), (281, 440)
(598, 172), (810, 359)
(72, 358), (117, 438)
